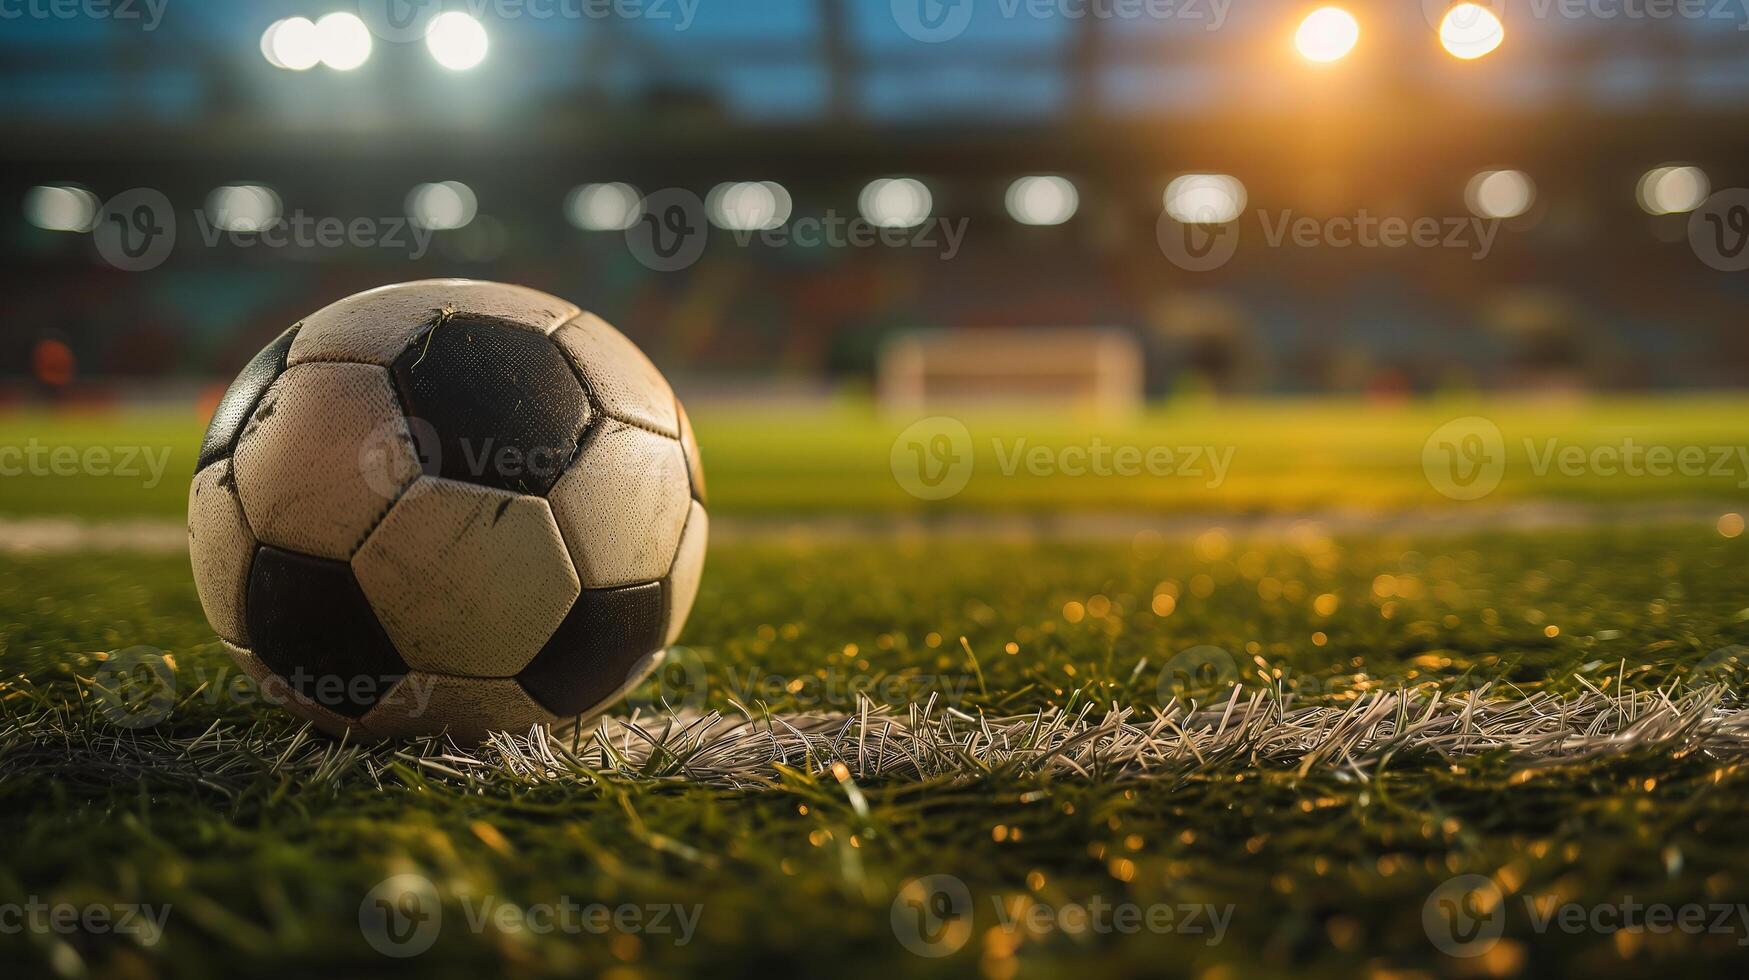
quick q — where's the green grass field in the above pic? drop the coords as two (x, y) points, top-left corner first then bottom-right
(4, 395), (1749, 518)
(3, 399), (1749, 978)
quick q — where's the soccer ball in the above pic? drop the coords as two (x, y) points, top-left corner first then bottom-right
(187, 280), (707, 742)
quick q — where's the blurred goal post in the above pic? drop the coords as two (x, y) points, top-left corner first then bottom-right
(877, 328), (1143, 417)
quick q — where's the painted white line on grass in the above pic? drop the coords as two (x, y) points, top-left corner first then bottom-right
(469, 685), (1749, 787)
(7, 686), (1744, 793)
(0, 500), (1739, 554)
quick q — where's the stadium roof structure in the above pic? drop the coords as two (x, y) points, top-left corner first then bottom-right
(5, 0), (1749, 132)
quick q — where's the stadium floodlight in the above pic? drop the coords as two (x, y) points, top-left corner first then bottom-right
(407, 181), (477, 230)
(859, 178), (932, 229)
(1464, 170), (1533, 219)
(24, 185), (101, 232)
(706, 182), (791, 231)
(1005, 176), (1079, 226)
(315, 12), (372, 71)
(260, 20), (288, 69)
(262, 17), (321, 71)
(206, 185), (282, 233)
(1637, 165), (1709, 215)
(1164, 174), (1246, 224)
(426, 12), (488, 71)
(1294, 7), (1359, 64)
(1439, 3), (1505, 60)
(565, 183), (644, 231)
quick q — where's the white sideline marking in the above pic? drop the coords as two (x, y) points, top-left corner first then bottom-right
(0, 518), (186, 554)
(7, 687), (1743, 793)
(465, 686), (1749, 787)
(0, 500), (1736, 555)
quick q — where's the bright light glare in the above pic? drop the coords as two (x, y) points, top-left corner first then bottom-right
(426, 12), (488, 70)
(1294, 7), (1359, 63)
(1465, 170), (1533, 219)
(263, 17), (321, 71)
(565, 183), (643, 231)
(260, 20), (282, 68)
(858, 178), (932, 229)
(1440, 4), (1505, 60)
(1637, 165), (1709, 215)
(206, 185), (282, 233)
(1165, 174), (1246, 224)
(706, 181), (791, 231)
(24, 185), (100, 232)
(407, 181), (477, 230)
(1005, 176), (1079, 226)
(316, 12), (372, 71)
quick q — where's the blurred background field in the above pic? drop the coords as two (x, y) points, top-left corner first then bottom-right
(7, 1), (1749, 403)
(8, 2), (1749, 524)
(5, 394), (1749, 519)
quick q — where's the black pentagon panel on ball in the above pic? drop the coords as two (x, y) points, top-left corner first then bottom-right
(390, 314), (589, 495)
(246, 545), (409, 718)
(517, 581), (667, 717)
(196, 324), (299, 472)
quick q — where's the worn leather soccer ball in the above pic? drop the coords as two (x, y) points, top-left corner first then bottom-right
(188, 280), (707, 741)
